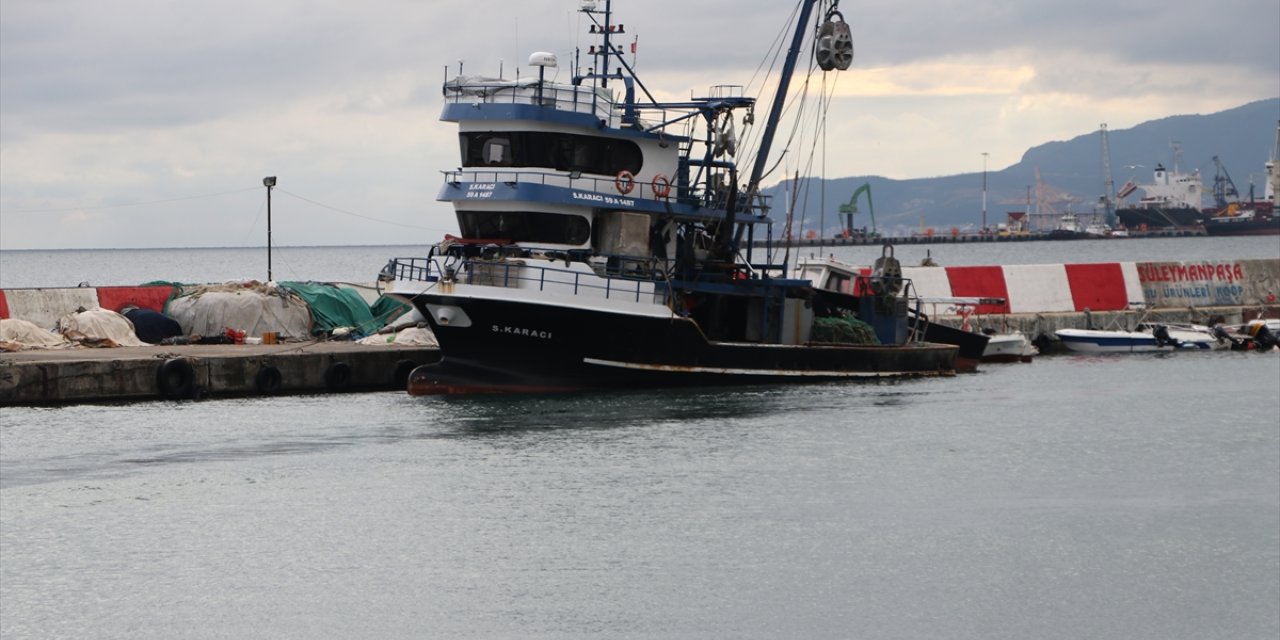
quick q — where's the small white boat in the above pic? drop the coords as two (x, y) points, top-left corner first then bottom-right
(946, 301), (1036, 363)
(980, 330), (1037, 362)
(1055, 323), (1219, 354)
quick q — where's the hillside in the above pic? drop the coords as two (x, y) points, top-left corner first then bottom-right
(770, 98), (1280, 236)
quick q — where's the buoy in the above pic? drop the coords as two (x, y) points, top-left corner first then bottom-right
(615, 170), (635, 194)
(652, 174), (671, 198)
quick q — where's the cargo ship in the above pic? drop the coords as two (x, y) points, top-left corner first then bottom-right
(1114, 159), (1206, 230)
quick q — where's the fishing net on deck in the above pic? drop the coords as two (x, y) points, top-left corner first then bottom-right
(810, 315), (880, 345)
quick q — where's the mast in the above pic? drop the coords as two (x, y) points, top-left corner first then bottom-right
(719, 0), (820, 256)
(745, 0), (820, 195)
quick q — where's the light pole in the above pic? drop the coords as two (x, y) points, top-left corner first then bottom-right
(983, 151), (993, 232)
(263, 176), (277, 281)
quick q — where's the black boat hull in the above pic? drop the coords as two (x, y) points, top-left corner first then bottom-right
(405, 293), (957, 393)
(910, 317), (990, 372)
(1203, 216), (1280, 236)
(1116, 206), (1203, 229)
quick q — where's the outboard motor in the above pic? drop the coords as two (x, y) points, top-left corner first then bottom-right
(1152, 324), (1179, 348)
(815, 8), (854, 71)
(1248, 321), (1278, 351)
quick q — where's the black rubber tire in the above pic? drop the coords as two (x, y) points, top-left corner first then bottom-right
(324, 361), (352, 391)
(254, 365), (283, 395)
(392, 359), (417, 390)
(156, 358), (196, 399)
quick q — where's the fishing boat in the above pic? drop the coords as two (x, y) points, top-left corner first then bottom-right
(380, 0), (957, 393)
(794, 254), (990, 372)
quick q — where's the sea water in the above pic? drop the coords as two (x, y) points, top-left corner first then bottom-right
(2, 238), (1279, 639)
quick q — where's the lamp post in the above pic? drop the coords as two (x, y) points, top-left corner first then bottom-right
(981, 152), (989, 233)
(263, 176), (277, 281)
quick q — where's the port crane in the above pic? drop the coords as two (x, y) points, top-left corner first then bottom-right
(1210, 156), (1240, 209)
(1100, 124), (1116, 227)
(839, 183), (878, 238)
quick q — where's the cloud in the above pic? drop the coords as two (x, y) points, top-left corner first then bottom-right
(1, 0), (1277, 249)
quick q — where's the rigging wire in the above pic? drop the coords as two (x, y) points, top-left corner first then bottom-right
(0, 186), (261, 215)
(275, 189), (438, 231)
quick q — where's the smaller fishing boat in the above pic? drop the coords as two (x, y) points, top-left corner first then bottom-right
(795, 255), (990, 371)
(1055, 323), (1219, 354)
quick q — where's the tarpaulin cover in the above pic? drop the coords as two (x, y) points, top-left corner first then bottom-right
(280, 282), (378, 335)
(165, 283), (312, 338)
(123, 308), (184, 344)
(57, 308), (148, 347)
(356, 326), (439, 346)
(370, 295), (412, 329)
(0, 318), (72, 350)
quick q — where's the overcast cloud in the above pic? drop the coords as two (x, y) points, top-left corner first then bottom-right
(2, 0), (1277, 250)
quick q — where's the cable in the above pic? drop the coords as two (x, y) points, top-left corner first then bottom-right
(275, 189), (439, 231)
(0, 186), (261, 215)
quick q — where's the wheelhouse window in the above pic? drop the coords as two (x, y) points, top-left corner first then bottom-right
(457, 210), (591, 245)
(460, 131), (642, 175)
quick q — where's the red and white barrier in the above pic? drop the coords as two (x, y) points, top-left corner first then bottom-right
(0, 285), (175, 330)
(908, 258), (1276, 314)
(1, 259), (1275, 330)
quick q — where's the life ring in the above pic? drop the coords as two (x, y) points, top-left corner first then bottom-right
(156, 358), (196, 399)
(652, 174), (671, 198)
(254, 365), (282, 395)
(615, 170), (636, 194)
(325, 361), (352, 391)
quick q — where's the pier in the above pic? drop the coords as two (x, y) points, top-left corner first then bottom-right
(751, 227), (1206, 248)
(1, 341), (440, 406)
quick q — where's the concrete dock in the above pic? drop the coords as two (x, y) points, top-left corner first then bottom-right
(1, 341), (441, 406)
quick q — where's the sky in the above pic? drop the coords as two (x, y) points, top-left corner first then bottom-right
(2, 0), (1277, 251)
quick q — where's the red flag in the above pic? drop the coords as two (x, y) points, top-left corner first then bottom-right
(630, 37), (637, 54)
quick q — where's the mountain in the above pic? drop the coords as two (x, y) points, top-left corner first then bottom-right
(770, 98), (1280, 235)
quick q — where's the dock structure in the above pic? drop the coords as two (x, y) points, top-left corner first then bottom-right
(1, 342), (440, 406)
(3, 255), (1278, 404)
(753, 227), (1206, 248)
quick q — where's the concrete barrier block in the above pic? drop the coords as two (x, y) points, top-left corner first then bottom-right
(4, 288), (101, 330)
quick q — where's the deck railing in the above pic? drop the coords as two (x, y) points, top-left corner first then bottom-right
(386, 256), (661, 305)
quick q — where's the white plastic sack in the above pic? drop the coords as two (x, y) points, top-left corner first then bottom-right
(355, 326), (438, 346)
(57, 308), (148, 347)
(0, 318), (73, 350)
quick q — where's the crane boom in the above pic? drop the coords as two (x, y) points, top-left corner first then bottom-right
(839, 183), (877, 237)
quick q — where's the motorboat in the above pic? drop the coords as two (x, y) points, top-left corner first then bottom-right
(1055, 323), (1220, 354)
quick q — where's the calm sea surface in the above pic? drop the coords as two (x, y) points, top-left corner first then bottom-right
(2, 238), (1279, 639)
(1, 235), (1278, 288)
